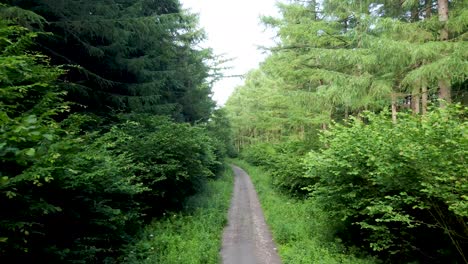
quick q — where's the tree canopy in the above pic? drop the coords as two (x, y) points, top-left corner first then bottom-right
(1, 0), (216, 121)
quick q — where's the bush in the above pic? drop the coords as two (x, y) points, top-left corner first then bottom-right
(107, 114), (222, 215)
(304, 106), (467, 263)
(241, 142), (277, 167)
(241, 140), (317, 197)
(269, 152), (309, 196)
(1, 111), (227, 263)
(1, 116), (146, 263)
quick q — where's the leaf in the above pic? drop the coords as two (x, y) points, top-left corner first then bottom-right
(25, 115), (37, 124)
(25, 148), (35, 156)
(43, 134), (54, 140)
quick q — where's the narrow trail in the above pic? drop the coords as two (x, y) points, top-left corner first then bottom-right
(221, 165), (282, 264)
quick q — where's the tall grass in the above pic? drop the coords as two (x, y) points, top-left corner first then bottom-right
(232, 159), (377, 264)
(122, 167), (234, 264)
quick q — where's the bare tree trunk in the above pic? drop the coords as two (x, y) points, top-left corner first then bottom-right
(391, 93), (398, 124)
(421, 80), (428, 115)
(438, 0), (449, 39)
(345, 107), (349, 119)
(420, 4), (431, 114)
(310, 0), (317, 20)
(426, 0), (433, 18)
(411, 87), (421, 115)
(439, 79), (451, 107)
(411, 5), (419, 22)
(438, 0), (451, 106)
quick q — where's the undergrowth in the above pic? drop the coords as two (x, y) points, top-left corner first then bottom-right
(231, 159), (377, 264)
(121, 167), (234, 264)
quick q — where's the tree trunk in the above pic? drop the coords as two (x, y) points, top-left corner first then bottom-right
(425, 0), (432, 18)
(411, 87), (420, 115)
(421, 4), (431, 114)
(437, 0), (451, 106)
(391, 93), (398, 124)
(411, 5), (419, 22)
(421, 80), (428, 115)
(438, 0), (449, 40)
(439, 79), (451, 107)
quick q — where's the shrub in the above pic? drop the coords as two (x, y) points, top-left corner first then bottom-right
(304, 106), (467, 263)
(241, 140), (317, 197)
(267, 141), (315, 197)
(108, 114), (220, 215)
(0, 22), (145, 262)
(241, 142), (277, 167)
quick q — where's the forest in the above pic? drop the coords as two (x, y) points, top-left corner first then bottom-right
(225, 0), (467, 263)
(0, 0), (466, 263)
(0, 0), (233, 263)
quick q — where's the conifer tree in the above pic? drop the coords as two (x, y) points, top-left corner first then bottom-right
(0, 0), (215, 121)
(227, 0), (466, 147)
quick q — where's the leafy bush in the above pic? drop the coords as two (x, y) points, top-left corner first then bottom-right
(304, 106), (467, 263)
(269, 152), (309, 196)
(0, 22), (145, 262)
(108, 114), (221, 215)
(241, 140), (316, 196)
(241, 142), (277, 167)
(268, 141), (317, 197)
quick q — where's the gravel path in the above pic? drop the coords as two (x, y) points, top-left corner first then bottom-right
(221, 165), (282, 264)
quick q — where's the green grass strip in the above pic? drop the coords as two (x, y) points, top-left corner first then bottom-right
(122, 167), (234, 264)
(231, 159), (377, 264)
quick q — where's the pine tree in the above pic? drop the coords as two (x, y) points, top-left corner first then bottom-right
(0, 0), (215, 121)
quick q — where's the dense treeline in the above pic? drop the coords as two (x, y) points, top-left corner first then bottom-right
(226, 0), (467, 263)
(0, 1), (232, 263)
(0, 0), (215, 120)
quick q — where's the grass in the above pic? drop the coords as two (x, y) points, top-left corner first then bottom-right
(231, 159), (378, 264)
(122, 166), (234, 264)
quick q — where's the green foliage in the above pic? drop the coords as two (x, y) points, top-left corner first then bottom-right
(107, 114), (222, 215)
(122, 167), (234, 264)
(0, 0), (216, 121)
(0, 17), (232, 262)
(225, 70), (319, 151)
(225, 0), (467, 263)
(0, 22), (144, 262)
(241, 142), (277, 167)
(232, 160), (377, 264)
(267, 141), (317, 197)
(228, 0), (467, 145)
(205, 108), (237, 158)
(240, 140), (319, 196)
(304, 105), (468, 262)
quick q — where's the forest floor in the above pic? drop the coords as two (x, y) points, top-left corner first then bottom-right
(221, 165), (282, 264)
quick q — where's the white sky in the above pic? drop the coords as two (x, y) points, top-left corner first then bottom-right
(180, 0), (279, 106)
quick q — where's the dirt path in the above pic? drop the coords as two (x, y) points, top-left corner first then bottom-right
(221, 165), (282, 264)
